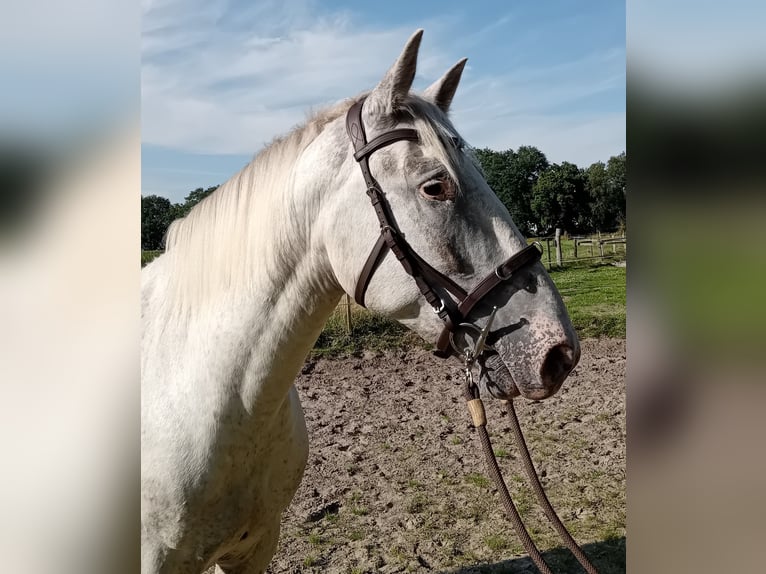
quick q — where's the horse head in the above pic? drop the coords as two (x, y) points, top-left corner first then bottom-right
(317, 30), (580, 400)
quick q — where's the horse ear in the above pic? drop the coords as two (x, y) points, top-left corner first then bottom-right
(423, 58), (468, 112)
(367, 29), (423, 116)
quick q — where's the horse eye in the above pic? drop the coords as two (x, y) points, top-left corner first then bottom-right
(423, 182), (443, 196)
(419, 178), (454, 201)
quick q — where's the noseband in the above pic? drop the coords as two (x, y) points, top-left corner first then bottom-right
(345, 97), (542, 359)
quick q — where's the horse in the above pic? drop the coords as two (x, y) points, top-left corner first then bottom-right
(141, 30), (580, 574)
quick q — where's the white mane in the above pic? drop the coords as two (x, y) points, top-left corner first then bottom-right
(153, 93), (463, 313)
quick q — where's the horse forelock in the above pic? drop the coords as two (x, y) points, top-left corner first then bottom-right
(397, 95), (465, 194)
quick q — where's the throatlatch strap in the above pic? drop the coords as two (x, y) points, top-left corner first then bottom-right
(354, 234), (390, 306)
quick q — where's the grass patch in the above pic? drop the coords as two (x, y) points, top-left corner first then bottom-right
(307, 532), (323, 547)
(311, 305), (423, 358)
(464, 472), (490, 489)
(324, 512), (339, 524)
(548, 264), (626, 338)
(484, 534), (509, 552)
(350, 505), (368, 516)
(388, 545), (408, 563)
(347, 492), (368, 516)
(406, 493), (429, 514)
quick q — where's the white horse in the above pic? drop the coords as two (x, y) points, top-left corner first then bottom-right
(142, 30), (579, 574)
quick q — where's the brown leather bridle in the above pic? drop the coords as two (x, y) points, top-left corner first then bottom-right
(345, 97), (543, 359)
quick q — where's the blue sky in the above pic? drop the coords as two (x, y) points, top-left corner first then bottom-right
(142, 0), (625, 203)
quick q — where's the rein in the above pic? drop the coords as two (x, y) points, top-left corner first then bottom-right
(344, 97), (601, 573)
(462, 350), (600, 574)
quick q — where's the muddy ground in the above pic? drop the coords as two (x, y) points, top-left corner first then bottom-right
(257, 338), (626, 574)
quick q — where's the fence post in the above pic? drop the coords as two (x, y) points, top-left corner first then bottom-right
(554, 228), (562, 267)
(545, 238), (552, 270)
(344, 294), (352, 334)
(574, 238), (578, 259)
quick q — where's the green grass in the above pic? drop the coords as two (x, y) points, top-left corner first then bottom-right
(549, 264), (626, 338)
(464, 472), (490, 489)
(311, 305), (423, 358)
(484, 534), (509, 552)
(347, 491), (368, 516)
(307, 532), (323, 547)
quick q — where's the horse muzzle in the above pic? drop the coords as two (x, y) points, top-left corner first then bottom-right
(478, 338), (580, 401)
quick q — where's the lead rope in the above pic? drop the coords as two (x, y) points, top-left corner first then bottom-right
(502, 399), (600, 574)
(462, 362), (600, 574)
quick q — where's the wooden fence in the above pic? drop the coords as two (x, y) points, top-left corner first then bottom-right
(537, 229), (626, 270)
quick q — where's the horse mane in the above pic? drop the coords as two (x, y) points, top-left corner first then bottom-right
(156, 92), (463, 312)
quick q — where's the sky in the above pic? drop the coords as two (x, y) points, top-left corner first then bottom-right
(142, 0), (626, 204)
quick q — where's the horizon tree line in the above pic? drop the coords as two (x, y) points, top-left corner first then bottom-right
(142, 148), (626, 251)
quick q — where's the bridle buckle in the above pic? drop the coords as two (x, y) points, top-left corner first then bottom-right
(449, 306), (497, 365)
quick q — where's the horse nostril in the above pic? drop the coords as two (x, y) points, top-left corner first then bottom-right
(540, 344), (577, 388)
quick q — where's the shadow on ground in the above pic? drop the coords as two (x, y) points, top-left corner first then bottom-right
(441, 537), (625, 574)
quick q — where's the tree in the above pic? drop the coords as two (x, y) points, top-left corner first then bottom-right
(531, 162), (589, 235)
(605, 152), (626, 226)
(586, 153), (626, 232)
(141, 195), (176, 250)
(506, 145), (549, 233)
(586, 161), (610, 231)
(473, 145), (548, 235)
(176, 185), (219, 218)
(473, 147), (514, 207)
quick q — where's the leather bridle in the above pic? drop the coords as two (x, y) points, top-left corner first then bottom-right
(345, 97), (543, 359)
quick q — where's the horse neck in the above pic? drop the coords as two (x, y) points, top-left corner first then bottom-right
(154, 134), (348, 411)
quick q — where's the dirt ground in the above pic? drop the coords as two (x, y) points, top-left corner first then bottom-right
(261, 338), (625, 574)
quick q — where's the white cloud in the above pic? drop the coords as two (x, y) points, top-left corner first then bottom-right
(142, 0), (431, 153)
(142, 0), (625, 164)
